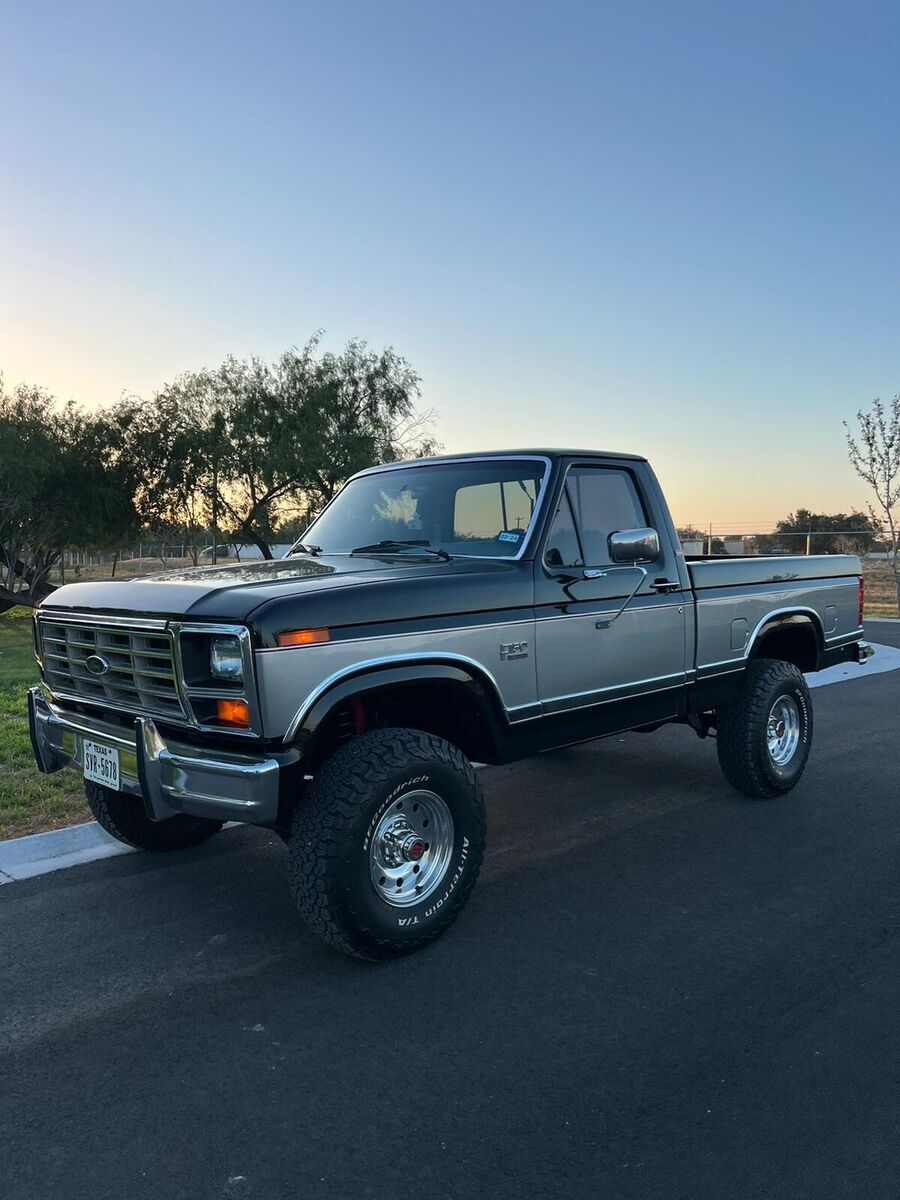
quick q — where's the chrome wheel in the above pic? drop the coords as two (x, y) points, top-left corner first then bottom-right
(767, 696), (800, 766)
(369, 789), (454, 907)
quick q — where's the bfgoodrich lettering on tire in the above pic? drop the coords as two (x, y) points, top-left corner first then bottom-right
(288, 727), (486, 960)
(715, 658), (813, 799)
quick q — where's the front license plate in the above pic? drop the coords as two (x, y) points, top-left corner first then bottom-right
(83, 739), (120, 791)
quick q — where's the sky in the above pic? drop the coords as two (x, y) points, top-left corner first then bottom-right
(2, 0), (900, 529)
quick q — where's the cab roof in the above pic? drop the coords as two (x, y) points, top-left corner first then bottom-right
(353, 448), (647, 476)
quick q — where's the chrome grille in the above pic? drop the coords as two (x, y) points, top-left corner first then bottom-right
(38, 616), (185, 720)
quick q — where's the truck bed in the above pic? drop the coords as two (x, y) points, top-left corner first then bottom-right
(686, 554), (863, 684)
(686, 553), (860, 590)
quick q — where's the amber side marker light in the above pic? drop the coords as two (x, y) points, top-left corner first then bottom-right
(216, 698), (250, 728)
(276, 628), (330, 648)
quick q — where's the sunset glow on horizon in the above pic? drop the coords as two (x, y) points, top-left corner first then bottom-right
(3, 1), (899, 528)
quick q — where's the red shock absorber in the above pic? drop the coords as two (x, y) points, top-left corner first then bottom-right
(350, 696), (366, 735)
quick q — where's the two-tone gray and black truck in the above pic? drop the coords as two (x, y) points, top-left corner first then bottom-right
(28, 450), (873, 958)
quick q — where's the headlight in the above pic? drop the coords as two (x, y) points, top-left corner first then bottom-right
(210, 636), (244, 683)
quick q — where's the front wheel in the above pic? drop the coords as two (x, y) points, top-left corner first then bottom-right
(288, 728), (486, 960)
(85, 781), (224, 851)
(715, 659), (813, 798)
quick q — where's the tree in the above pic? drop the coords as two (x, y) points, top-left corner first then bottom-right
(0, 377), (137, 609)
(756, 509), (882, 556)
(124, 335), (438, 559)
(117, 384), (217, 565)
(845, 396), (900, 614)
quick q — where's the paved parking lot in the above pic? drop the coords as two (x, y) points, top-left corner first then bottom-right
(2, 624), (899, 1200)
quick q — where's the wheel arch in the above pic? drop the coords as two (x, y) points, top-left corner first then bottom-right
(285, 654), (512, 768)
(747, 608), (824, 673)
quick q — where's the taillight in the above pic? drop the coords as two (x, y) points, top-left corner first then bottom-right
(858, 575), (864, 627)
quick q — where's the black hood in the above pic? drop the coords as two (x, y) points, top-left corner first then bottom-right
(40, 554), (533, 645)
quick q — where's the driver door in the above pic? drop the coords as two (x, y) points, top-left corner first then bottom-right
(534, 463), (688, 717)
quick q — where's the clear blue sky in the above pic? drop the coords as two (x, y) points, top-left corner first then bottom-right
(2, 0), (899, 525)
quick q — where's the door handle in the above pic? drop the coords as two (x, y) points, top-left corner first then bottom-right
(650, 578), (681, 594)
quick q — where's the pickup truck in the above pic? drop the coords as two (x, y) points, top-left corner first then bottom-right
(28, 449), (874, 959)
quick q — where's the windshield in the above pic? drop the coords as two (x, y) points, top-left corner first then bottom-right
(295, 459), (547, 558)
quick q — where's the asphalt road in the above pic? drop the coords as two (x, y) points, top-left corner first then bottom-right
(3, 624), (899, 1200)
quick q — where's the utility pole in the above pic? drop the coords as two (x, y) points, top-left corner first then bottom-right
(211, 456), (219, 566)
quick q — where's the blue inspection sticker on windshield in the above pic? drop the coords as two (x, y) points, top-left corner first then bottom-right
(497, 530), (524, 543)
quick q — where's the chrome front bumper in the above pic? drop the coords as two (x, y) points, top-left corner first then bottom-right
(28, 687), (293, 826)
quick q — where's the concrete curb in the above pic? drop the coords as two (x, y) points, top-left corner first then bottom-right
(0, 821), (135, 884)
(866, 617), (900, 623)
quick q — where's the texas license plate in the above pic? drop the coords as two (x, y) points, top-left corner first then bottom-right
(83, 739), (120, 790)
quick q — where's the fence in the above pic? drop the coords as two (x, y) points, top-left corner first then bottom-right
(56, 542), (296, 578)
(52, 527), (896, 578)
(675, 526), (893, 557)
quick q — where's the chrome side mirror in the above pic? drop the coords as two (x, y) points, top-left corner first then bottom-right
(608, 527), (660, 564)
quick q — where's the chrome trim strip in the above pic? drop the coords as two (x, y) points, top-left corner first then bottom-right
(541, 680), (686, 718)
(255, 615), (537, 653)
(825, 628), (865, 646)
(256, 603), (688, 654)
(506, 701), (543, 722)
(292, 454), (553, 563)
(36, 608), (168, 632)
(538, 670), (687, 710)
(282, 651), (508, 744)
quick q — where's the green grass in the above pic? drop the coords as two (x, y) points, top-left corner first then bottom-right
(863, 560), (900, 618)
(0, 609), (89, 840)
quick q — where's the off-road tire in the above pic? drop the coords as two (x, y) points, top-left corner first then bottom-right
(716, 658), (813, 799)
(84, 781), (224, 851)
(289, 727), (486, 960)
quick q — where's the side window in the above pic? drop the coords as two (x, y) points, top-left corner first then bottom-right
(454, 482), (503, 540)
(452, 474), (540, 553)
(544, 492), (583, 566)
(568, 468), (647, 565)
(545, 467), (647, 567)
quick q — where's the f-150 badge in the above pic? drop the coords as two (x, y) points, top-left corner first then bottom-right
(499, 641), (529, 661)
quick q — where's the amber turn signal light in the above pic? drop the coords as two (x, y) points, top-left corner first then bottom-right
(216, 698), (250, 727)
(276, 628), (330, 648)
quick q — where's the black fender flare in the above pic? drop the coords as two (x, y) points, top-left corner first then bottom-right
(284, 656), (511, 757)
(747, 609), (825, 668)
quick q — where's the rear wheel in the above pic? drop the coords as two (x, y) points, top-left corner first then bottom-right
(715, 659), (813, 798)
(85, 781), (224, 851)
(288, 727), (486, 960)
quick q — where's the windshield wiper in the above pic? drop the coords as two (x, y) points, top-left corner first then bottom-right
(349, 539), (452, 562)
(288, 543), (322, 557)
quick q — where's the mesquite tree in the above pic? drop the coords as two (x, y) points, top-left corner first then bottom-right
(123, 335), (438, 559)
(0, 378), (137, 609)
(845, 396), (900, 614)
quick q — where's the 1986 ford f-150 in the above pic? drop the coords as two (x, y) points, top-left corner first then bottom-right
(28, 450), (873, 958)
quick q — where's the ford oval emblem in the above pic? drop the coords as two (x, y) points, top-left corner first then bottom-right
(85, 654), (111, 677)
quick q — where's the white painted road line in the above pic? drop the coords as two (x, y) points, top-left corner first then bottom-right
(1, 646), (898, 885)
(807, 642), (900, 689)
